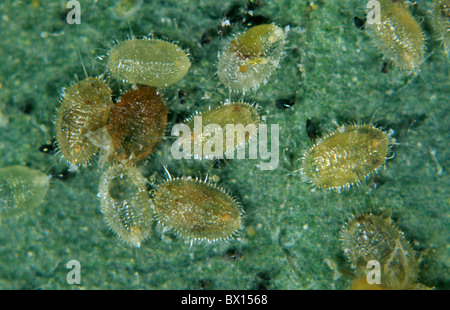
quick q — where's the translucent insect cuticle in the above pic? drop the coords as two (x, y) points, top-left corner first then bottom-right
(217, 24), (287, 91)
(98, 163), (153, 248)
(340, 213), (426, 290)
(0, 166), (50, 219)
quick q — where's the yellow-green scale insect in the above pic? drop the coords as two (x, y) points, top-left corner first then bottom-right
(55, 77), (113, 167)
(366, 0), (426, 72)
(340, 213), (422, 290)
(107, 37), (191, 87)
(217, 24), (286, 92)
(185, 101), (260, 159)
(151, 176), (244, 244)
(430, 0), (450, 57)
(300, 123), (395, 192)
(98, 163), (153, 247)
(0, 166), (50, 219)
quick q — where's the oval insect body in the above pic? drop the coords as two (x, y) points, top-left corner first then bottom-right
(217, 24), (286, 91)
(340, 213), (420, 289)
(107, 38), (191, 87)
(98, 163), (153, 247)
(0, 166), (50, 218)
(431, 0), (450, 57)
(152, 177), (243, 243)
(55, 77), (113, 166)
(366, 0), (426, 72)
(300, 124), (394, 192)
(185, 102), (260, 159)
(106, 86), (168, 164)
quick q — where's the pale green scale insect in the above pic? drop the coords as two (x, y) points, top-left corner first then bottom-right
(0, 166), (50, 218)
(217, 24), (286, 91)
(107, 38), (191, 87)
(185, 102), (260, 159)
(98, 163), (153, 247)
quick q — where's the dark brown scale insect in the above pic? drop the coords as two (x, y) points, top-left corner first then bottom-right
(106, 87), (167, 164)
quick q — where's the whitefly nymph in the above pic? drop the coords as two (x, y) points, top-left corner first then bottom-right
(0, 165), (50, 219)
(217, 24), (287, 92)
(340, 212), (421, 289)
(98, 163), (153, 247)
(107, 37), (191, 87)
(55, 77), (113, 167)
(299, 123), (395, 192)
(185, 101), (261, 159)
(151, 175), (244, 244)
